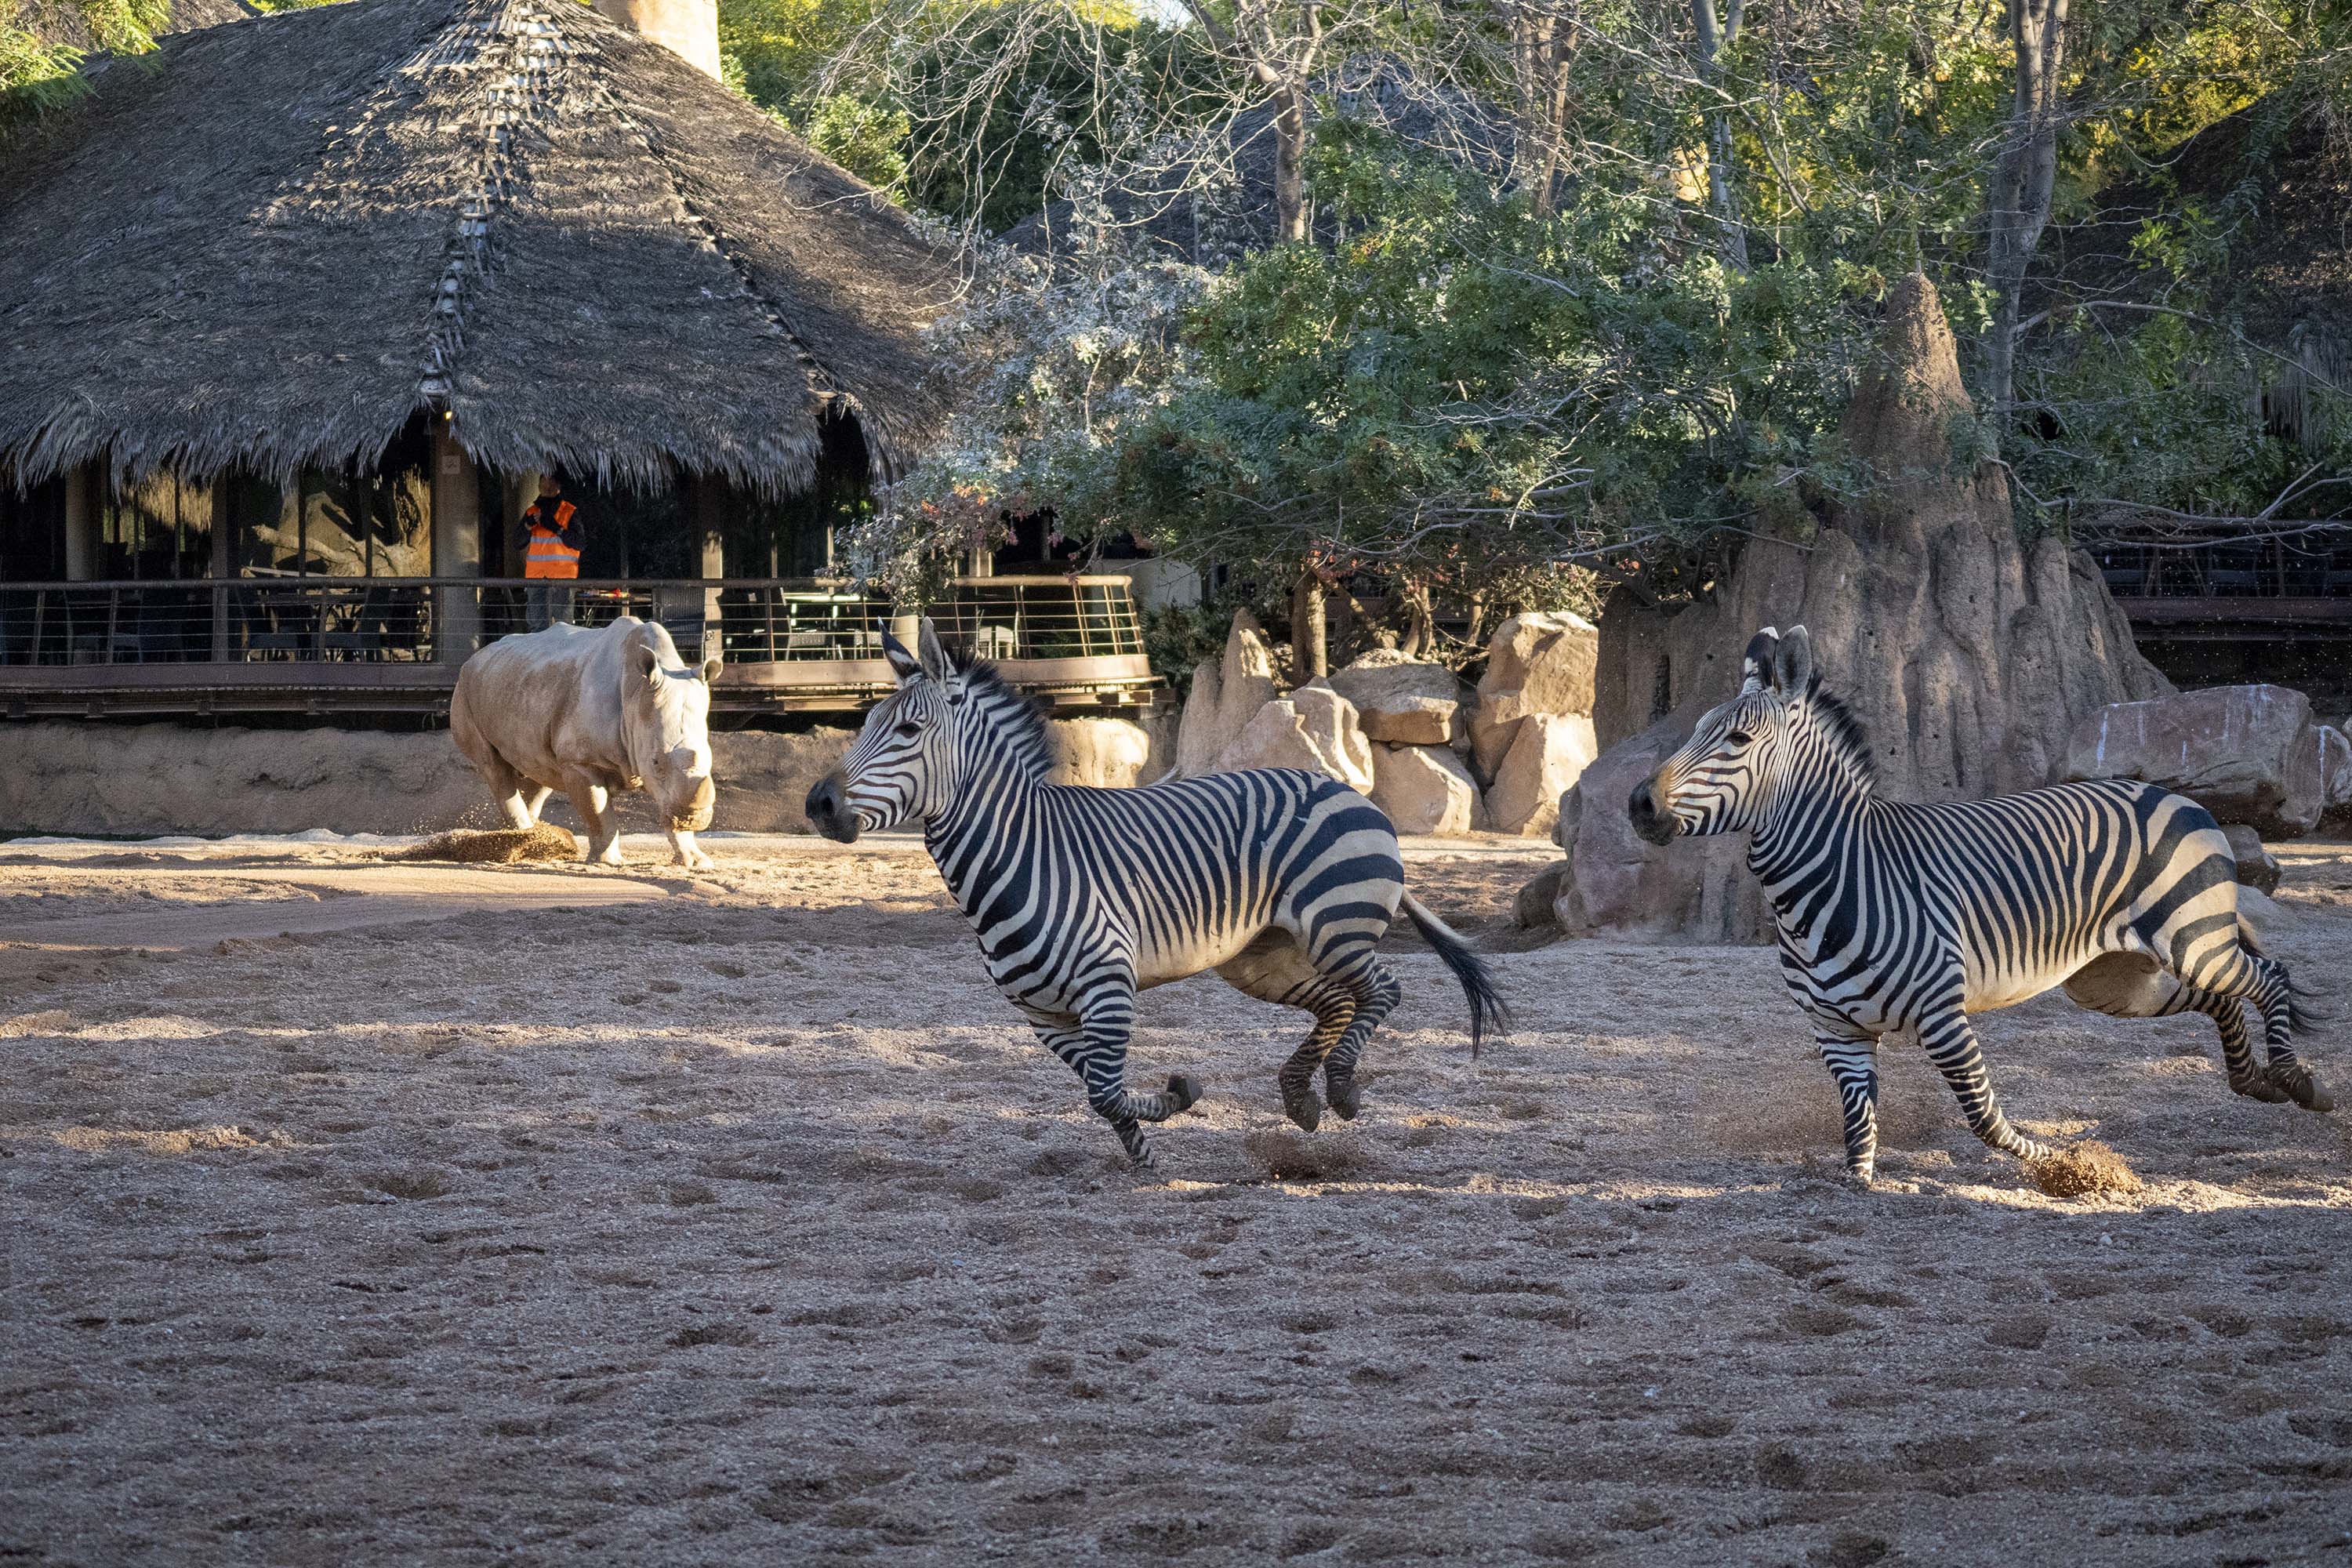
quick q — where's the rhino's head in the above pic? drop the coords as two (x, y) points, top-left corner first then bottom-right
(622, 627), (722, 833)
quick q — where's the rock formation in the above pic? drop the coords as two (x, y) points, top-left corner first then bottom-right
(1556, 273), (2173, 941)
(1324, 652), (1472, 746)
(1173, 611), (1280, 776)
(1368, 742), (1480, 836)
(1484, 713), (1597, 838)
(1472, 612), (1598, 780)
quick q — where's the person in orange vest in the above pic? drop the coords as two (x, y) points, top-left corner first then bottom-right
(517, 475), (583, 630)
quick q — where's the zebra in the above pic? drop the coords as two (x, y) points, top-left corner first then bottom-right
(802, 619), (1508, 1168)
(1628, 623), (2332, 1185)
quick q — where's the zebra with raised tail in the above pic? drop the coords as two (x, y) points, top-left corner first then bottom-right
(1629, 624), (2332, 1185)
(804, 619), (1508, 1168)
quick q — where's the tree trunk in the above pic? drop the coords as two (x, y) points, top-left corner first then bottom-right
(1691, 0), (1748, 272)
(1983, 0), (2068, 442)
(1499, 0), (1579, 217)
(1399, 575), (1437, 661)
(1272, 82), (1308, 244)
(1290, 565), (1328, 683)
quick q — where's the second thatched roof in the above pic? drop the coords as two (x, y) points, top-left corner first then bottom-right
(0, 0), (960, 492)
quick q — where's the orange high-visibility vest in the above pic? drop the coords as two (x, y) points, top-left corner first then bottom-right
(522, 500), (580, 579)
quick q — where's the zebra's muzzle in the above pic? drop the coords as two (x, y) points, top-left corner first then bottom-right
(805, 772), (861, 844)
(1628, 777), (1679, 845)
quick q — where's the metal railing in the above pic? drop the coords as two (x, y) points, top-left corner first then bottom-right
(2088, 527), (2352, 600)
(0, 575), (1146, 668)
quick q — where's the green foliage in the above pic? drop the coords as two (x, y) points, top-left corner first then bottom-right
(1098, 122), (1864, 585)
(801, 89), (909, 188)
(0, 0), (164, 120)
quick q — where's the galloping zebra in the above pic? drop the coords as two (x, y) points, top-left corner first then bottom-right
(804, 620), (1508, 1167)
(1629, 624), (2332, 1185)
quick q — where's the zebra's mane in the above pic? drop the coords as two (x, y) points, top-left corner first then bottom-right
(1798, 677), (1877, 789)
(953, 655), (1053, 782)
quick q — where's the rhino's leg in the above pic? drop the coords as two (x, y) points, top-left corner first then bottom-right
(518, 785), (554, 826)
(564, 775), (622, 866)
(666, 826), (713, 871)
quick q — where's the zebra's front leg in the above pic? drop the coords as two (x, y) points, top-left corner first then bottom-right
(1034, 999), (1203, 1170)
(1814, 1029), (1882, 1185)
(1917, 1005), (2050, 1166)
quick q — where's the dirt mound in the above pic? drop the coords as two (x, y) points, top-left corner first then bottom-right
(2029, 1139), (2144, 1199)
(394, 826), (579, 865)
(1242, 1130), (1368, 1181)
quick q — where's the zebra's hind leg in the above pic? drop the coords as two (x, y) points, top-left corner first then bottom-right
(1216, 931), (1353, 1132)
(2175, 941), (2333, 1112)
(1917, 1005), (2051, 1167)
(1813, 1029), (1882, 1185)
(1033, 1000), (1203, 1170)
(2060, 953), (2288, 1104)
(1319, 953), (1403, 1124)
(2195, 992), (2292, 1103)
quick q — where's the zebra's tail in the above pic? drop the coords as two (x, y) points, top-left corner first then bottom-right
(1399, 891), (1512, 1058)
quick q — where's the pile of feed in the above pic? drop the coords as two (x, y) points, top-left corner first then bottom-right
(2028, 1139), (2145, 1199)
(393, 825), (579, 865)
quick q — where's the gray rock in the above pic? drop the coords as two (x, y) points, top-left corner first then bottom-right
(1514, 861), (1570, 928)
(2223, 824), (2282, 895)
(2061, 684), (2328, 837)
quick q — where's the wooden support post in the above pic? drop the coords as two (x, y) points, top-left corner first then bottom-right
(432, 423), (482, 663)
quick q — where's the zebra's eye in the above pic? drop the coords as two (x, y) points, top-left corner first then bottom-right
(895, 721), (922, 739)
(1726, 729), (1754, 746)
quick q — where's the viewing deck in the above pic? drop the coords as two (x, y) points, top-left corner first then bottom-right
(2093, 528), (2352, 643)
(0, 575), (1158, 718)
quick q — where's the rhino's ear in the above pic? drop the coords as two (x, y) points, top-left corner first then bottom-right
(1772, 625), (1813, 696)
(880, 622), (922, 684)
(627, 633), (663, 689)
(1740, 627), (1780, 695)
(916, 616), (954, 684)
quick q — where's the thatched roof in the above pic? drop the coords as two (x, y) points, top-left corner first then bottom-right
(0, 0), (960, 492)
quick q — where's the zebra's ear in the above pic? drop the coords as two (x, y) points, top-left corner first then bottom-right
(1772, 626), (1814, 695)
(880, 623), (923, 684)
(1740, 627), (1780, 694)
(916, 616), (955, 684)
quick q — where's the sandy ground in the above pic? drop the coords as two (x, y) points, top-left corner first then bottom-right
(4, 832), (2351, 1566)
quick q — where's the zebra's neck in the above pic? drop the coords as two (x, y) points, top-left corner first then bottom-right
(1747, 706), (1875, 897)
(922, 697), (1047, 868)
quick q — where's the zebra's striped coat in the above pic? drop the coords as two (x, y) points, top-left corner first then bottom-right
(1631, 625), (2331, 1183)
(804, 619), (1505, 1167)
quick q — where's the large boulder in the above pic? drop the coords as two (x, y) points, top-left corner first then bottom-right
(1047, 717), (1154, 789)
(1548, 713), (1734, 935)
(1471, 611), (1599, 779)
(1174, 611), (1279, 777)
(1484, 712), (1597, 839)
(2058, 684), (2331, 838)
(1323, 652), (1470, 746)
(1369, 742), (1479, 836)
(1211, 686), (1375, 793)
(1573, 274), (2172, 942)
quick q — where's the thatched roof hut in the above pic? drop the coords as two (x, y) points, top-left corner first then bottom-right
(9, 0), (255, 51)
(0, 0), (958, 493)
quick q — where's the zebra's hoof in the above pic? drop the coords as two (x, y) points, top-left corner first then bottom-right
(1166, 1074), (1205, 1114)
(2231, 1071), (2293, 1104)
(2270, 1061), (2335, 1112)
(1326, 1078), (1361, 1121)
(1282, 1091), (1323, 1134)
